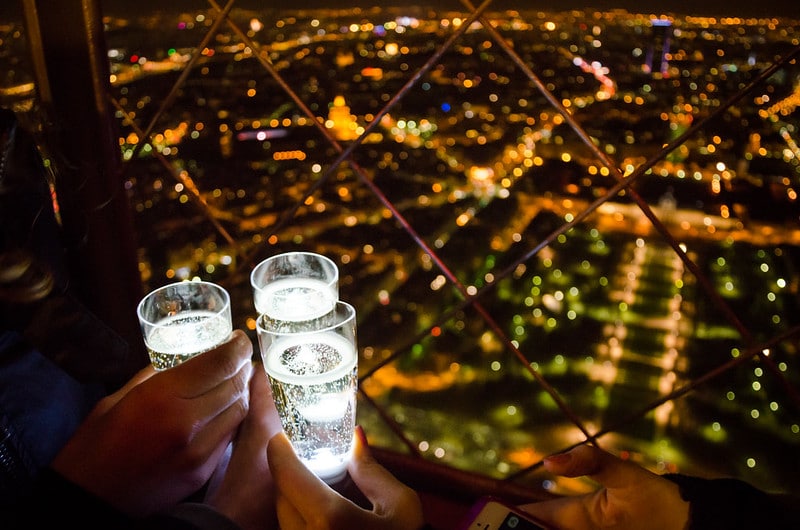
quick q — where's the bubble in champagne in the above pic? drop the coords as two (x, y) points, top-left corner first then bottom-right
(280, 342), (342, 376)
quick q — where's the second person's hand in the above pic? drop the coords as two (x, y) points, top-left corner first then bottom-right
(519, 444), (689, 530)
(205, 363), (284, 530)
(267, 426), (425, 530)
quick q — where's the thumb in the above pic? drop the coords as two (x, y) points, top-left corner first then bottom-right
(347, 426), (422, 517)
(92, 365), (157, 414)
(268, 432), (331, 504)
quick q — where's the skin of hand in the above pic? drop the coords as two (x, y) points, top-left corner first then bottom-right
(267, 426), (425, 530)
(51, 329), (254, 516)
(205, 363), (284, 530)
(519, 444), (690, 530)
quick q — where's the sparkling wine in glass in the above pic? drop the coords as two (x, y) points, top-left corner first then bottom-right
(250, 252), (338, 321)
(257, 301), (357, 484)
(137, 280), (232, 371)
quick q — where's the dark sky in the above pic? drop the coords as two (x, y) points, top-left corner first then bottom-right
(2, 0), (799, 21)
(296, 0), (798, 17)
(111, 0), (800, 17)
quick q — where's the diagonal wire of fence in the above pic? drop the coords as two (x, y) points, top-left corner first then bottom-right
(108, 0), (800, 491)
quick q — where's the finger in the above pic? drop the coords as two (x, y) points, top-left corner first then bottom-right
(182, 361), (252, 454)
(240, 365), (281, 445)
(120, 364), (158, 391)
(268, 432), (334, 511)
(206, 365), (280, 528)
(92, 365), (158, 414)
(164, 330), (253, 397)
(195, 355), (252, 418)
(542, 445), (597, 477)
(245, 366), (270, 433)
(347, 427), (420, 516)
(194, 429), (239, 483)
(545, 444), (656, 490)
(275, 491), (306, 530)
(251, 363), (283, 437)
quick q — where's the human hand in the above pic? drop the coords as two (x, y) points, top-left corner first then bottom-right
(205, 363), (283, 530)
(267, 426), (425, 530)
(519, 444), (689, 530)
(51, 329), (254, 516)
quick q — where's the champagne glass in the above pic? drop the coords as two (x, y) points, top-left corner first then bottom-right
(250, 251), (338, 322)
(137, 280), (232, 371)
(257, 300), (357, 484)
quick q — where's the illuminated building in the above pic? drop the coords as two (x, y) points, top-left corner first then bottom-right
(327, 95), (360, 141)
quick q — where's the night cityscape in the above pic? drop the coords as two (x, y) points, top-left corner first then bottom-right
(2, 2), (800, 498)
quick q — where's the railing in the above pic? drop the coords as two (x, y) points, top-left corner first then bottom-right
(12, 0), (800, 508)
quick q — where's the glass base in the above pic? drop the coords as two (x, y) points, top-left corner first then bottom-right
(318, 468), (348, 485)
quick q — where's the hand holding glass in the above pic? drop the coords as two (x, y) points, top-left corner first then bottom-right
(137, 280), (232, 371)
(257, 301), (357, 484)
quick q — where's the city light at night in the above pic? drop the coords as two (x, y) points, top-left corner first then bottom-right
(2, 1), (799, 497)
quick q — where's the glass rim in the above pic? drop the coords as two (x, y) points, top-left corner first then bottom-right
(249, 251), (339, 292)
(256, 299), (356, 337)
(137, 280), (231, 326)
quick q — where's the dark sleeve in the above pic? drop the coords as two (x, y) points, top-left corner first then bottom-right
(663, 473), (800, 530)
(136, 503), (242, 530)
(13, 468), (242, 530)
(10, 467), (134, 529)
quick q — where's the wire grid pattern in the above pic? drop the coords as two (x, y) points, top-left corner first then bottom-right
(107, 1), (800, 494)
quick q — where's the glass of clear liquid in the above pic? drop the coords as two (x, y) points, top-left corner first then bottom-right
(137, 280), (232, 371)
(257, 300), (357, 484)
(250, 251), (338, 322)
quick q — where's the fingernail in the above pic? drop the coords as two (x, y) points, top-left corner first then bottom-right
(545, 452), (572, 465)
(355, 425), (369, 447)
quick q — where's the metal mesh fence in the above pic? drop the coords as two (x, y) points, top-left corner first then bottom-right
(22, 0), (800, 496)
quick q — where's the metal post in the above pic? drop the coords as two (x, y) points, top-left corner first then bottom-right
(21, 0), (147, 368)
